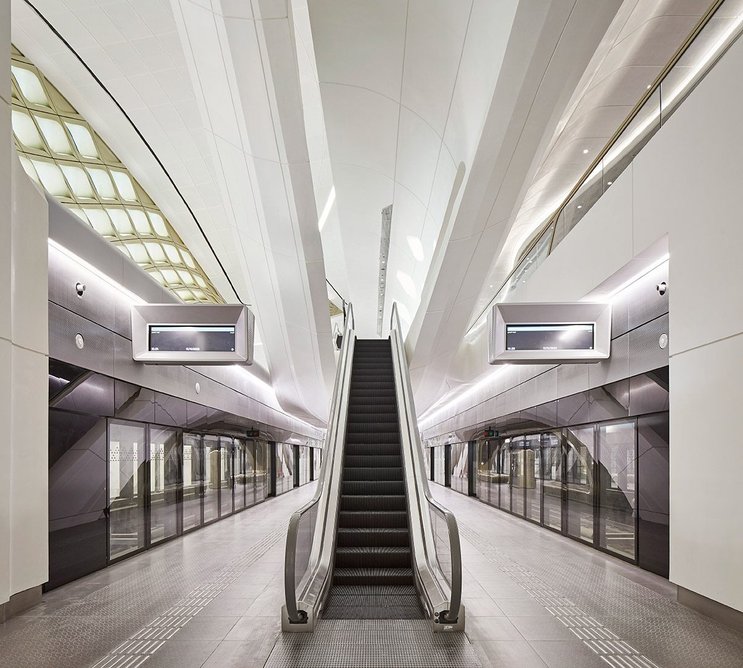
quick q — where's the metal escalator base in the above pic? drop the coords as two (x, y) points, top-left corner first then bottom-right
(265, 620), (481, 668)
(322, 584), (424, 620)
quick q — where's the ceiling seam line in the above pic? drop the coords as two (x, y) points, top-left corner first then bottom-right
(418, 0), (475, 246)
(21, 0), (247, 305)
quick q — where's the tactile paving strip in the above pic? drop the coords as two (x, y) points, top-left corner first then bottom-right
(89, 532), (281, 668)
(459, 523), (661, 668)
(264, 619), (481, 667)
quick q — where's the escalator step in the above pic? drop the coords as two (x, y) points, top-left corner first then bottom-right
(347, 412), (398, 423)
(342, 481), (405, 495)
(343, 432), (400, 444)
(342, 467), (403, 481)
(337, 527), (409, 548)
(340, 495), (407, 511)
(343, 444), (402, 457)
(333, 568), (414, 586)
(343, 454), (402, 468)
(335, 546), (411, 569)
(338, 511), (408, 528)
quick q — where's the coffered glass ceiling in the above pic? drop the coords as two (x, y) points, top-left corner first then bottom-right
(9, 46), (222, 304)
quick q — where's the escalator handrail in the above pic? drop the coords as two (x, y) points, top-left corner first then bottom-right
(283, 303), (355, 624)
(389, 302), (462, 624)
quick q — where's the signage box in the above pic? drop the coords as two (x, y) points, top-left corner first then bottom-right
(132, 303), (254, 364)
(488, 302), (611, 364)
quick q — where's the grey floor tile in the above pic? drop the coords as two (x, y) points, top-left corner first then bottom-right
(493, 597), (554, 617)
(509, 616), (574, 641)
(465, 615), (522, 641)
(463, 596), (504, 617)
(144, 640), (221, 668)
(224, 612), (282, 642)
(175, 615), (240, 641)
(529, 640), (604, 668)
(472, 639), (548, 667)
(200, 597), (255, 617)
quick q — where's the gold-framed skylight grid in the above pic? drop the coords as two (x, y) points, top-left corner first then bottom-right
(9, 46), (222, 304)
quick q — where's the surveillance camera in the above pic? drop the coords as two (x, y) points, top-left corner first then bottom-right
(656, 281), (667, 296)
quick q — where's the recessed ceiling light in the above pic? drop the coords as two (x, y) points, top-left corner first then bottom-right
(646, 84), (652, 89)
(582, 148), (589, 154)
(577, 205), (583, 209)
(607, 180), (613, 185)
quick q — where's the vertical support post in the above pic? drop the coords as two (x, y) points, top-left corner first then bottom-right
(444, 444), (452, 488)
(467, 441), (477, 496)
(269, 441), (277, 497)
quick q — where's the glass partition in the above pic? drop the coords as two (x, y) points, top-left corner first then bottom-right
(598, 421), (636, 559)
(496, 440), (510, 512)
(566, 426), (595, 544)
(109, 421), (146, 560)
(313, 447), (323, 482)
(234, 438), (247, 511)
(450, 442), (468, 495)
(255, 440), (269, 502)
(150, 426), (180, 544)
(524, 434), (542, 523)
(541, 431), (563, 531)
(203, 435), (220, 523)
(219, 437), (234, 517)
(276, 442), (295, 496)
(182, 433), (202, 531)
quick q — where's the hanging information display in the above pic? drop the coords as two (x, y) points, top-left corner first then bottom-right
(488, 302), (611, 364)
(132, 304), (254, 364)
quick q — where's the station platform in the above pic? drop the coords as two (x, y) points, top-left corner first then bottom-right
(1, 485), (742, 668)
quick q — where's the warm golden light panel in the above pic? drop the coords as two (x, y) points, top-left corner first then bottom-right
(10, 46), (222, 304)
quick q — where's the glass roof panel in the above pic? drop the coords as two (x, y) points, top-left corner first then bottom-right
(10, 48), (223, 304)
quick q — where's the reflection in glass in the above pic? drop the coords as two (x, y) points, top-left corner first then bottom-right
(245, 440), (257, 506)
(476, 440), (492, 505)
(298, 446), (310, 486)
(541, 432), (562, 530)
(109, 421), (146, 559)
(255, 441), (268, 502)
(220, 437), (233, 517)
(598, 421), (636, 559)
(182, 433), (202, 531)
(150, 427), (180, 544)
(497, 441), (510, 512)
(234, 438), (246, 511)
(566, 426), (595, 543)
(203, 435), (220, 522)
(524, 435), (541, 523)
(276, 442), (295, 496)
(450, 442), (468, 495)
(313, 447), (323, 483)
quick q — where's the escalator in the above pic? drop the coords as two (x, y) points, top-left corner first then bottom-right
(323, 339), (423, 619)
(282, 303), (463, 632)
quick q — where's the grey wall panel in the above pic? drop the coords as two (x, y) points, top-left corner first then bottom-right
(629, 313), (669, 377)
(589, 331), (630, 389)
(49, 303), (115, 377)
(626, 263), (669, 332)
(556, 362), (591, 399)
(611, 290), (630, 338)
(48, 251), (117, 333)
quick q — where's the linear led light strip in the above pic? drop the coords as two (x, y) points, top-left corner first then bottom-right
(377, 204), (393, 337)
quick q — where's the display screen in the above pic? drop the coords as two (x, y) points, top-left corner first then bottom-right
(505, 323), (594, 351)
(149, 325), (236, 353)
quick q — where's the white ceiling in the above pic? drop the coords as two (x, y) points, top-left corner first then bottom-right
(10, 0), (718, 423)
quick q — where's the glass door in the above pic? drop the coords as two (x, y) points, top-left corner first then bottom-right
(497, 439), (511, 512)
(234, 438), (246, 512)
(524, 434), (541, 523)
(510, 437), (527, 517)
(598, 420), (636, 559)
(108, 421), (147, 560)
(541, 431), (563, 531)
(150, 426), (181, 544)
(254, 440), (268, 502)
(219, 437), (234, 517)
(566, 426), (595, 544)
(203, 435), (220, 523)
(182, 433), (203, 532)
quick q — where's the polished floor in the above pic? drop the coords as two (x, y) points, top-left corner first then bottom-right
(0, 483), (742, 667)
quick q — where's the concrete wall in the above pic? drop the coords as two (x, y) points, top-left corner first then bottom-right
(422, 33), (743, 613)
(1, 0), (50, 609)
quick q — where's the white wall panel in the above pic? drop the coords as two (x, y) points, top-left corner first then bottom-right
(670, 333), (743, 612)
